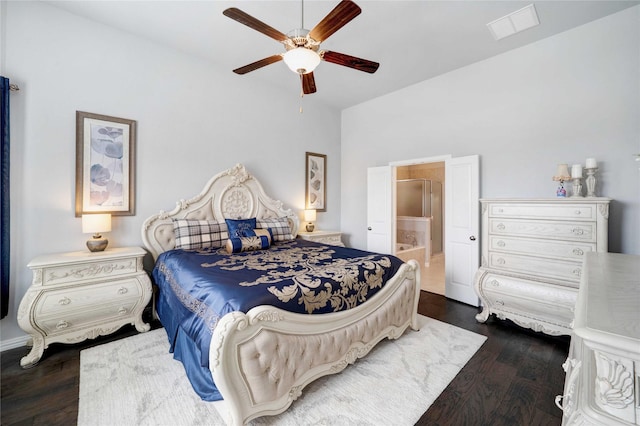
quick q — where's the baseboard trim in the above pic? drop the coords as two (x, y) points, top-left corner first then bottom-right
(1, 335), (30, 352)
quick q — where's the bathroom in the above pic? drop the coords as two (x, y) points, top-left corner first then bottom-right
(394, 163), (444, 295)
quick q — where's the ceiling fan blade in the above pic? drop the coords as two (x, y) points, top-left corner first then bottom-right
(233, 55), (283, 75)
(322, 51), (379, 74)
(223, 8), (288, 42)
(302, 72), (317, 94)
(309, 0), (361, 42)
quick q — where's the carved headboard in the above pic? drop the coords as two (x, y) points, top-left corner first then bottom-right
(141, 164), (299, 260)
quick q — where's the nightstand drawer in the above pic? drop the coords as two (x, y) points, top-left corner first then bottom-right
(488, 203), (597, 221)
(488, 252), (582, 285)
(489, 218), (596, 242)
(41, 257), (139, 286)
(488, 236), (595, 261)
(35, 298), (142, 334)
(35, 278), (142, 316)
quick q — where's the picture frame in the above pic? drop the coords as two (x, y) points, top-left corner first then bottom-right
(75, 111), (136, 216)
(305, 152), (326, 212)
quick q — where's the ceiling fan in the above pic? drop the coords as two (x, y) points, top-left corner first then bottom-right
(223, 0), (379, 95)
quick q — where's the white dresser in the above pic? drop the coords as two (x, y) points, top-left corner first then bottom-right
(297, 230), (344, 247)
(557, 252), (640, 425)
(474, 198), (610, 336)
(17, 246), (153, 367)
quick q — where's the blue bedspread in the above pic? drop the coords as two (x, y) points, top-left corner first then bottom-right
(152, 238), (404, 401)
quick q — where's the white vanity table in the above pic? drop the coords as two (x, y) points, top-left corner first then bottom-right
(557, 252), (640, 425)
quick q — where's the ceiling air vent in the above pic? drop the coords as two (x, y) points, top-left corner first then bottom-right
(487, 4), (540, 41)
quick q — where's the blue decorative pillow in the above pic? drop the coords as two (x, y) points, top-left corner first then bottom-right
(257, 217), (294, 242)
(225, 218), (257, 238)
(172, 219), (228, 250)
(226, 234), (271, 253)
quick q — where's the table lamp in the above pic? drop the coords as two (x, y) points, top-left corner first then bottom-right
(304, 209), (317, 232)
(82, 213), (111, 252)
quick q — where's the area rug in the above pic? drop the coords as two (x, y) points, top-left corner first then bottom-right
(78, 315), (486, 425)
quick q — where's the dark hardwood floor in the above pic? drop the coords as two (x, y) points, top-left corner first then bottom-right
(1, 291), (569, 426)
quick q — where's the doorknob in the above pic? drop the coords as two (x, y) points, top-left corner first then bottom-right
(367, 227), (372, 231)
(470, 236), (476, 241)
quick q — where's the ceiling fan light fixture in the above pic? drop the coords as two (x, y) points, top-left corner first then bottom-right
(283, 47), (321, 74)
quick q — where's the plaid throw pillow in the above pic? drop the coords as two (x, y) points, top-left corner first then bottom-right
(172, 219), (228, 250)
(257, 217), (294, 242)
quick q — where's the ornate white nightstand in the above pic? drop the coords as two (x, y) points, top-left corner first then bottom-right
(17, 246), (153, 368)
(297, 230), (344, 247)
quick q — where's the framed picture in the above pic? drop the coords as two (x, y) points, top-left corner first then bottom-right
(305, 152), (326, 212)
(75, 111), (136, 216)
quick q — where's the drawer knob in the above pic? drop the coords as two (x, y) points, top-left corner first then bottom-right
(572, 268), (582, 277)
(571, 228), (584, 236)
(497, 208), (504, 213)
(58, 297), (71, 306)
(488, 279), (500, 287)
(117, 287), (128, 295)
(118, 307), (128, 315)
(496, 257), (506, 265)
(497, 240), (506, 248)
(575, 210), (581, 215)
(497, 223), (506, 231)
(495, 300), (505, 306)
(572, 248), (584, 256)
(56, 320), (69, 329)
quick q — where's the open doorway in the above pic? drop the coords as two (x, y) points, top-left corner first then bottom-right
(394, 162), (445, 296)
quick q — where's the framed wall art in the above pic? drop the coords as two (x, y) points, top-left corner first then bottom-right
(305, 152), (326, 212)
(75, 111), (136, 216)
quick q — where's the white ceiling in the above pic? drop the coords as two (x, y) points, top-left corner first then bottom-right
(46, 0), (638, 110)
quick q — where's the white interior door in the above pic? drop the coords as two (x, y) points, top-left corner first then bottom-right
(366, 166), (393, 254)
(445, 155), (480, 306)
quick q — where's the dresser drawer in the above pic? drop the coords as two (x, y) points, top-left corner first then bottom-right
(488, 203), (597, 221)
(480, 274), (577, 325)
(34, 278), (142, 316)
(488, 236), (595, 261)
(489, 218), (596, 243)
(488, 252), (582, 285)
(41, 257), (140, 286)
(35, 298), (142, 334)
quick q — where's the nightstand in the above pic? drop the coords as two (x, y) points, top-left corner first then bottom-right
(17, 246), (153, 368)
(297, 230), (344, 247)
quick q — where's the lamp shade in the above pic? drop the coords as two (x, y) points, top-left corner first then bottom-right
(304, 209), (317, 222)
(552, 163), (571, 181)
(283, 48), (321, 74)
(82, 214), (112, 234)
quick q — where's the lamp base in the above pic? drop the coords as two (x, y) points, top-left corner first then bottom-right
(87, 237), (108, 252)
(306, 223), (315, 232)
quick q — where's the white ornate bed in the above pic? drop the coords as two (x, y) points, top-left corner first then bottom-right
(141, 163), (421, 425)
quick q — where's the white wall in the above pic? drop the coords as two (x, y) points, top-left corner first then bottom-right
(1, 2), (341, 347)
(341, 6), (640, 254)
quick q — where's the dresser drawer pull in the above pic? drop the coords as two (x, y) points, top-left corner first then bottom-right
(117, 287), (128, 295)
(488, 279), (500, 287)
(571, 228), (585, 236)
(58, 297), (71, 306)
(496, 258), (506, 265)
(575, 210), (582, 215)
(56, 320), (69, 329)
(496, 223), (506, 231)
(118, 307), (128, 315)
(495, 300), (505, 306)
(497, 208), (504, 213)
(572, 248), (584, 256)
(496, 240), (506, 248)
(572, 268), (582, 277)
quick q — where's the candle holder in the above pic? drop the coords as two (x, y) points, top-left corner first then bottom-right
(584, 167), (598, 197)
(571, 177), (583, 198)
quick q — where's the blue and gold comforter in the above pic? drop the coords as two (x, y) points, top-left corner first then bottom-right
(153, 238), (403, 401)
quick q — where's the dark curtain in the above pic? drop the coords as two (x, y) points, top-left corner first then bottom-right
(1, 77), (9, 319)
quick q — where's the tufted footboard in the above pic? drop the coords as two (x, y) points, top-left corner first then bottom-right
(209, 259), (420, 425)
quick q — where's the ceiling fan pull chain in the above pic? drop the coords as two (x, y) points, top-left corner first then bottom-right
(299, 74), (305, 113)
